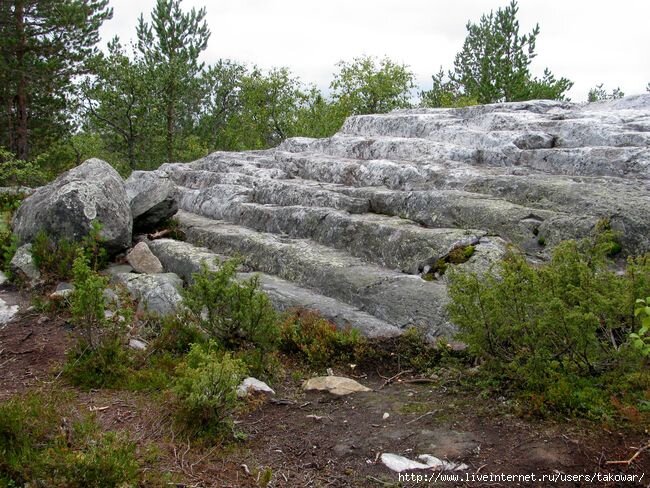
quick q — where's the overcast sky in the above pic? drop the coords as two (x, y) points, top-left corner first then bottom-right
(99, 0), (650, 102)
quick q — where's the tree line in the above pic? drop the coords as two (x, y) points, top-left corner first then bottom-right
(0, 0), (647, 177)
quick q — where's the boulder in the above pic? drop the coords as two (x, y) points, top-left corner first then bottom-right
(50, 282), (74, 299)
(236, 377), (276, 398)
(112, 272), (183, 316)
(303, 376), (372, 396)
(104, 264), (133, 276)
(12, 159), (132, 253)
(10, 244), (40, 284)
(0, 298), (19, 325)
(126, 242), (163, 274)
(125, 170), (178, 231)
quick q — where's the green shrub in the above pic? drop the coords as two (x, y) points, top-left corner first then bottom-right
(0, 148), (48, 187)
(631, 297), (650, 357)
(0, 392), (142, 487)
(279, 309), (363, 367)
(152, 311), (207, 356)
(45, 431), (139, 488)
(70, 250), (109, 348)
(32, 230), (79, 281)
(32, 221), (108, 281)
(183, 259), (278, 374)
(64, 338), (131, 389)
(173, 342), (245, 435)
(447, 229), (650, 418)
(0, 230), (18, 274)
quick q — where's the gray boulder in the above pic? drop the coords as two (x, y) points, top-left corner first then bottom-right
(10, 244), (40, 284)
(0, 297), (19, 325)
(12, 159), (132, 253)
(112, 272), (183, 316)
(125, 170), (178, 231)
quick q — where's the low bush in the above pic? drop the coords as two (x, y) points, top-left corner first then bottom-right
(447, 227), (650, 418)
(64, 337), (131, 390)
(152, 311), (207, 356)
(183, 259), (278, 375)
(70, 250), (109, 348)
(0, 230), (18, 274)
(173, 342), (245, 436)
(32, 221), (108, 281)
(279, 309), (363, 367)
(0, 392), (146, 487)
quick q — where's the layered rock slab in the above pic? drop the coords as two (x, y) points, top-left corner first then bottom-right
(135, 96), (650, 339)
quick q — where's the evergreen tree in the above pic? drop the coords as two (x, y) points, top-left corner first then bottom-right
(422, 1), (572, 106)
(0, 0), (112, 161)
(587, 83), (624, 102)
(136, 0), (210, 163)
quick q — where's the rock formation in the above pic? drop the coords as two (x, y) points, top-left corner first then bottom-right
(142, 95), (649, 339)
(13, 159), (132, 253)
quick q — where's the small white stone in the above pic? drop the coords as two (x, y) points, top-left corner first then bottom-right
(237, 377), (275, 397)
(129, 338), (147, 350)
(0, 298), (19, 325)
(382, 412), (390, 420)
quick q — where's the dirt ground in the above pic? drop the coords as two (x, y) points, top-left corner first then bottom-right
(1, 287), (648, 487)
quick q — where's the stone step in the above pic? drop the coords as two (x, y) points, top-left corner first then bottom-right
(169, 169), (370, 213)
(281, 134), (650, 179)
(175, 186), (485, 273)
(162, 150), (649, 254)
(174, 210), (457, 337)
(338, 104), (650, 149)
(147, 238), (401, 338)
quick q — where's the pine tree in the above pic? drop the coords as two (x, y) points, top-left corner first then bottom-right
(422, 1), (572, 106)
(0, 0), (112, 161)
(136, 0), (210, 163)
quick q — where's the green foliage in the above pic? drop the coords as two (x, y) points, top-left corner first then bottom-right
(279, 309), (363, 367)
(183, 259), (278, 360)
(153, 311), (207, 356)
(420, 68), (478, 108)
(81, 38), (158, 170)
(631, 297), (650, 357)
(0, 230), (18, 275)
(32, 231), (79, 281)
(0, 392), (142, 487)
(447, 229), (650, 418)
(173, 342), (245, 435)
(0, 148), (48, 187)
(64, 338), (130, 389)
(331, 55), (415, 115)
(31, 221), (108, 281)
(423, 244), (475, 280)
(423, 1), (572, 106)
(0, 0), (112, 161)
(70, 250), (109, 349)
(136, 0), (210, 163)
(588, 83), (625, 102)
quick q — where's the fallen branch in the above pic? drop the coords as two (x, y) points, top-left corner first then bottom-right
(147, 229), (174, 240)
(378, 369), (413, 390)
(605, 441), (650, 466)
(405, 409), (438, 425)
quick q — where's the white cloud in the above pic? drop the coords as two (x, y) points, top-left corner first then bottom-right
(100, 0), (650, 101)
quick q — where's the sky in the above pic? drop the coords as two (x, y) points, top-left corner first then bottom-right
(99, 0), (650, 102)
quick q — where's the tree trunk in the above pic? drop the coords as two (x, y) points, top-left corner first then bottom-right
(166, 99), (174, 163)
(14, 0), (29, 160)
